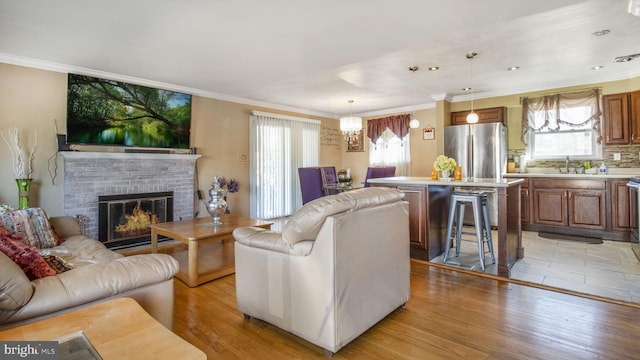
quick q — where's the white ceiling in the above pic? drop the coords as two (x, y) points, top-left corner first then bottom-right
(1, 0), (640, 119)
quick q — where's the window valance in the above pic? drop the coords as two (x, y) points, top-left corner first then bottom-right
(367, 114), (410, 144)
(521, 89), (602, 144)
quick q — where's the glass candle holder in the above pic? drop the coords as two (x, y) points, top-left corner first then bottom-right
(454, 166), (462, 180)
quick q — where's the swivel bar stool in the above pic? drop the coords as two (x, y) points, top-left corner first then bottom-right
(442, 191), (495, 271)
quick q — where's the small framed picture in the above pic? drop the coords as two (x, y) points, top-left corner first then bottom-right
(346, 132), (365, 152)
(423, 127), (435, 140)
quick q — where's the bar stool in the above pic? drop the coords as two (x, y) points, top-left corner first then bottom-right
(443, 191), (495, 271)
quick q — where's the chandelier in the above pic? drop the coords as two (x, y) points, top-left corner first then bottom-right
(340, 100), (362, 141)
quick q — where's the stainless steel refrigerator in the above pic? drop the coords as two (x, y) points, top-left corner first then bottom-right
(444, 122), (507, 226)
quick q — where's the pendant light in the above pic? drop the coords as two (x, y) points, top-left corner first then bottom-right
(466, 52), (479, 124)
(340, 100), (362, 141)
(408, 66), (420, 129)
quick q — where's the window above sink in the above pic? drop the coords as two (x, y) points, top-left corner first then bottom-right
(522, 89), (602, 160)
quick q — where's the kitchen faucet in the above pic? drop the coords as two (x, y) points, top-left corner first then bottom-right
(565, 156), (570, 173)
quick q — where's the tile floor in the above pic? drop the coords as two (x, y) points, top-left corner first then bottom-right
(432, 229), (640, 303)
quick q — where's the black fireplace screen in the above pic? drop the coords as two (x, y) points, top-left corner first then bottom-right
(98, 192), (173, 249)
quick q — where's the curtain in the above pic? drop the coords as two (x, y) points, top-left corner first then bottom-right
(521, 89), (602, 144)
(367, 114), (411, 176)
(367, 114), (410, 144)
(250, 111), (320, 219)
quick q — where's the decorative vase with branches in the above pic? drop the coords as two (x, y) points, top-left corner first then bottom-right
(215, 177), (239, 214)
(1, 128), (37, 209)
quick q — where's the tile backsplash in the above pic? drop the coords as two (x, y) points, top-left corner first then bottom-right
(508, 145), (640, 170)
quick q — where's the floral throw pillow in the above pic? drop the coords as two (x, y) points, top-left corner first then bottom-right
(0, 226), (56, 280)
(0, 208), (61, 249)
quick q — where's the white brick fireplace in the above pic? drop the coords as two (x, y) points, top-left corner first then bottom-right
(60, 152), (200, 242)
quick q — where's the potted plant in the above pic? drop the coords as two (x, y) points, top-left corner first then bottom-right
(434, 155), (457, 179)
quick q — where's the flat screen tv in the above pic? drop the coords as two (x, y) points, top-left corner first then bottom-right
(66, 73), (191, 149)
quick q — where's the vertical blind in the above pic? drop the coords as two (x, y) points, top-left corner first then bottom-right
(250, 111), (320, 219)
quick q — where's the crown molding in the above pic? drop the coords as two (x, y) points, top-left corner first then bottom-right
(430, 93), (452, 102)
(356, 102), (436, 118)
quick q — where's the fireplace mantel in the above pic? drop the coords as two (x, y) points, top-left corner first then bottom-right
(59, 151), (201, 161)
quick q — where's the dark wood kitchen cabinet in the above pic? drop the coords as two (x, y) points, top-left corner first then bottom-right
(396, 186), (428, 258)
(632, 91), (640, 144)
(533, 188), (567, 226)
(451, 106), (506, 125)
(516, 176), (634, 241)
(520, 178), (531, 224)
(568, 190), (607, 230)
(532, 178), (606, 230)
(611, 179), (634, 232)
(603, 91), (640, 145)
(388, 184), (452, 261)
(630, 185), (639, 242)
(603, 93), (629, 145)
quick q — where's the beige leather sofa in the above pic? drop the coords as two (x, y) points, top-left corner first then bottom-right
(0, 216), (179, 330)
(233, 187), (410, 354)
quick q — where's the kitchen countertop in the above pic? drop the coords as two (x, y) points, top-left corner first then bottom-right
(367, 176), (524, 188)
(503, 172), (638, 179)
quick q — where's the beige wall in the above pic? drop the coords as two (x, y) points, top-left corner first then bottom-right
(409, 107), (439, 178)
(2, 60), (639, 217)
(0, 62), (339, 218)
(0, 64), (67, 213)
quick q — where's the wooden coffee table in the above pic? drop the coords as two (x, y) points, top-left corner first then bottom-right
(0, 298), (205, 359)
(150, 215), (272, 287)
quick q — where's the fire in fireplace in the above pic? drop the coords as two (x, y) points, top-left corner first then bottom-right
(99, 192), (173, 249)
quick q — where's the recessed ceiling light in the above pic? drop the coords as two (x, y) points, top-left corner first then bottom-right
(507, 66), (520, 71)
(428, 66), (439, 71)
(614, 53), (640, 62)
(629, 0), (640, 17)
(592, 65), (604, 70)
(593, 29), (610, 36)
(462, 87), (471, 91)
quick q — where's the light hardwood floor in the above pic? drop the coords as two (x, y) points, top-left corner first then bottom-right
(171, 260), (640, 359)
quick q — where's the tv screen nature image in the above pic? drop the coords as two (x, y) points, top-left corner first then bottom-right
(66, 74), (191, 149)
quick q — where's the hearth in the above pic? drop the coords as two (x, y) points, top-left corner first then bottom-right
(99, 192), (173, 249)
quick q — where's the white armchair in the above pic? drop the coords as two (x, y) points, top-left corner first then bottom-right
(232, 187), (410, 354)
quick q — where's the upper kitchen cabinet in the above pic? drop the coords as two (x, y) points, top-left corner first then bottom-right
(632, 91), (640, 144)
(451, 106), (506, 125)
(603, 90), (640, 145)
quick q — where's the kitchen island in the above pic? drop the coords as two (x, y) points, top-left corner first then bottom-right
(368, 176), (525, 278)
